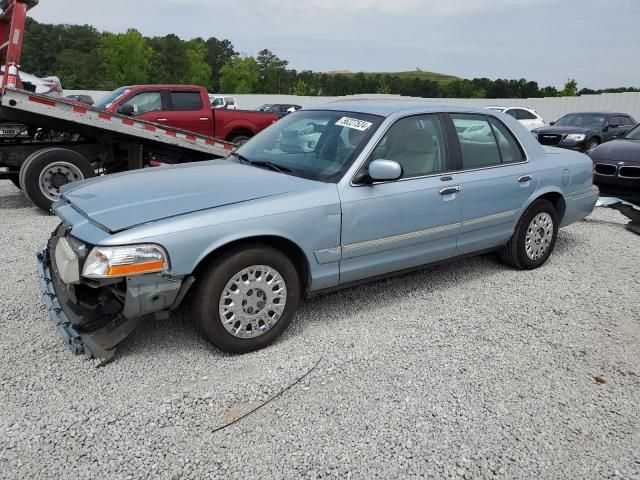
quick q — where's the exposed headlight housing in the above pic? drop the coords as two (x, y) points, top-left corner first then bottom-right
(82, 244), (169, 279)
(566, 134), (586, 141)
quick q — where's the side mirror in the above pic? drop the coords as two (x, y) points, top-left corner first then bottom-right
(118, 104), (135, 116)
(549, 121), (556, 126)
(368, 159), (402, 182)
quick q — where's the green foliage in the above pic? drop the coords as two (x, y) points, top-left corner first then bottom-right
(19, 18), (637, 98)
(256, 49), (288, 93)
(205, 37), (236, 91)
(184, 39), (213, 89)
(219, 56), (259, 93)
(99, 29), (154, 89)
(148, 34), (189, 84)
(293, 79), (308, 96)
(560, 79), (578, 97)
(375, 79), (391, 94)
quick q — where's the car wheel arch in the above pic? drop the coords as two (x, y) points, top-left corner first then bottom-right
(226, 127), (254, 143)
(192, 235), (311, 294)
(522, 188), (566, 222)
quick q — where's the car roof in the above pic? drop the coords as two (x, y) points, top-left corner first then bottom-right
(316, 99), (506, 117)
(561, 111), (627, 116)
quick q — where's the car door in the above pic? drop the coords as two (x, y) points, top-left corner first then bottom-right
(338, 114), (462, 284)
(448, 113), (538, 255)
(160, 90), (211, 135)
(603, 115), (624, 142)
(617, 116), (634, 137)
(119, 89), (165, 121)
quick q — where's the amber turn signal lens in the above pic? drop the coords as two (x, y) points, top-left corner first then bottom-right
(106, 260), (166, 277)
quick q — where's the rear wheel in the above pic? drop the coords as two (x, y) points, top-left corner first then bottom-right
(229, 134), (251, 145)
(499, 199), (559, 270)
(19, 148), (94, 211)
(191, 245), (300, 354)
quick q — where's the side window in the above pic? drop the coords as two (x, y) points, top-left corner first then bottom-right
(122, 91), (163, 114)
(516, 109), (537, 120)
(372, 115), (447, 178)
(451, 114), (501, 169)
(488, 118), (526, 163)
(170, 91), (203, 111)
(505, 109), (518, 118)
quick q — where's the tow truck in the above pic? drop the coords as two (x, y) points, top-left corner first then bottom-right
(0, 0), (239, 210)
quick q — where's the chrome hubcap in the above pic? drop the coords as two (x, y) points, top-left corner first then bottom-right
(525, 212), (554, 260)
(218, 265), (287, 338)
(39, 162), (83, 201)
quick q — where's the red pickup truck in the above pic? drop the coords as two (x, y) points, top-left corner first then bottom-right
(94, 85), (278, 143)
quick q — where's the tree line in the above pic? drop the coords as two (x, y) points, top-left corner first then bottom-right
(21, 18), (639, 98)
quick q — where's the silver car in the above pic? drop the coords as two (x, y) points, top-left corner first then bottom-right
(37, 101), (599, 359)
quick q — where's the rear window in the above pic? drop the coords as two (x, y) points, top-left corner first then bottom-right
(170, 91), (203, 111)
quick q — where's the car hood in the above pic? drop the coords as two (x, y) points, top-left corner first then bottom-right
(60, 160), (320, 233)
(534, 126), (592, 135)
(587, 139), (640, 164)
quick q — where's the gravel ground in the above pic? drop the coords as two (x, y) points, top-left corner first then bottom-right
(0, 181), (639, 480)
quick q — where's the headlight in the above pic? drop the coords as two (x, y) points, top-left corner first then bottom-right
(82, 244), (169, 279)
(566, 134), (586, 141)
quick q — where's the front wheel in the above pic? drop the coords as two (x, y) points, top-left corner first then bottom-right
(191, 245), (301, 354)
(586, 138), (600, 150)
(499, 199), (559, 270)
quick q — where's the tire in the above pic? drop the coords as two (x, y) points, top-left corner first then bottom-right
(499, 199), (559, 270)
(191, 244), (301, 354)
(19, 148), (94, 211)
(229, 134), (251, 145)
(586, 138), (600, 150)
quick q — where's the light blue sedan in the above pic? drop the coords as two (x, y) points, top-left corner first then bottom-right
(38, 101), (599, 359)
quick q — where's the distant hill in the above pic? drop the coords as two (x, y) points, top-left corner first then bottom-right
(326, 69), (461, 84)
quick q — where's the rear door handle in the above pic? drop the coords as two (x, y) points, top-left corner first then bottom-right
(439, 185), (461, 195)
(518, 175), (533, 183)
(156, 118), (168, 122)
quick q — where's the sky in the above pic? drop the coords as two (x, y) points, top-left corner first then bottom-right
(30, 0), (640, 89)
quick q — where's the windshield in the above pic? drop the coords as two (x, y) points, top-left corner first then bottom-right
(555, 113), (605, 128)
(624, 123), (640, 140)
(232, 110), (383, 182)
(94, 87), (131, 109)
(256, 104), (273, 112)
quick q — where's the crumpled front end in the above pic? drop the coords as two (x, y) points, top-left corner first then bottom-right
(37, 224), (191, 360)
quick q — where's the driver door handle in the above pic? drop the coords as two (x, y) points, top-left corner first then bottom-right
(439, 185), (461, 195)
(156, 118), (168, 122)
(518, 175), (533, 183)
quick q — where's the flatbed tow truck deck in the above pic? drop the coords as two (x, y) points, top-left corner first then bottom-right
(0, 0), (235, 211)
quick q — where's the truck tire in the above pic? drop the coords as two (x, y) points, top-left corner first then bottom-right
(19, 148), (94, 211)
(229, 134), (251, 145)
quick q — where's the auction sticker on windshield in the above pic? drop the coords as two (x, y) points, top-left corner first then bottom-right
(335, 117), (373, 131)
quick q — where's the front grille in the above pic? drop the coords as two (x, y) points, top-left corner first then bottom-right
(619, 166), (640, 178)
(594, 163), (617, 176)
(538, 134), (562, 146)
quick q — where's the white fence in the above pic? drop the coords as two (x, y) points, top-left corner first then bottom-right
(65, 90), (640, 124)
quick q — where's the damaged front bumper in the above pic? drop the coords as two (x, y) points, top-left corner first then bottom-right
(36, 231), (193, 360)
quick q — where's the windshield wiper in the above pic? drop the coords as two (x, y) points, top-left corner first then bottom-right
(249, 161), (292, 174)
(231, 152), (251, 165)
